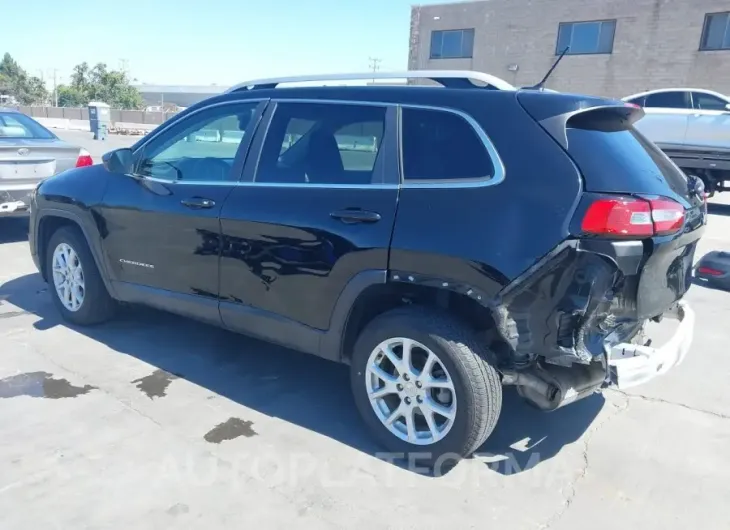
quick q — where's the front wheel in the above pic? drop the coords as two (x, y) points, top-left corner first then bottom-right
(350, 306), (502, 469)
(46, 226), (116, 325)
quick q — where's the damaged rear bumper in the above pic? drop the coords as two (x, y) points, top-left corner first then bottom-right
(607, 301), (694, 390)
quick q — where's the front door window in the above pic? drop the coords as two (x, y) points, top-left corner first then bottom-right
(136, 102), (261, 182)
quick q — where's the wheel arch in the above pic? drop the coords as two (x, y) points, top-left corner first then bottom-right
(325, 271), (500, 364)
(36, 209), (117, 298)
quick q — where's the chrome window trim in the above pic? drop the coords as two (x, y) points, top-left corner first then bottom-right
(246, 98), (392, 188)
(131, 98), (268, 157)
(399, 103), (505, 190)
(131, 98), (505, 190)
(129, 99), (267, 184)
(134, 177), (239, 186)
(236, 98), (505, 190)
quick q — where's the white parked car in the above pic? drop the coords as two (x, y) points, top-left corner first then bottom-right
(623, 88), (730, 195)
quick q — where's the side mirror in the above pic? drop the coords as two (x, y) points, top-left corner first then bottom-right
(725, 103), (730, 112)
(102, 148), (135, 174)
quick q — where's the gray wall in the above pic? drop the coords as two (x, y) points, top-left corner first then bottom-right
(11, 106), (179, 125)
(409, 0), (730, 97)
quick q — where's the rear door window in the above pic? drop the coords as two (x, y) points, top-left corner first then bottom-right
(644, 91), (691, 109)
(401, 107), (494, 182)
(255, 102), (387, 185)
(691, 92), (730, 111)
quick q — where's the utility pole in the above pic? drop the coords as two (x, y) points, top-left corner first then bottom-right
(50, 69), (58, 107)
(368, 57), (382, 84)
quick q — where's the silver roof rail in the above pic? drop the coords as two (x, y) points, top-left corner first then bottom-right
(225, 70), (516, 93)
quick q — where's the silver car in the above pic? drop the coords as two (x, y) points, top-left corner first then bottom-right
(1, 108), (91, 217)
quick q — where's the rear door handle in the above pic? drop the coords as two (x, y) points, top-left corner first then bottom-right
(330, 209), (381, 224)
(181, 197), (216, 209)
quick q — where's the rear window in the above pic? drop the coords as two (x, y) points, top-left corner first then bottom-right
(0, 112), (56, 139)
(565, 116), (689, 199)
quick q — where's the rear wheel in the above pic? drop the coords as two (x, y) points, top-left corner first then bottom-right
(350, 306), (502, 470)
(46, 226), (116, 325)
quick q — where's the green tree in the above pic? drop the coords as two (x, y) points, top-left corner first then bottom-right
(60, 61), (143, 109)
(70, 62), (90, 90)
(0, 52), (48, 105)
(56, 85), (86, 107)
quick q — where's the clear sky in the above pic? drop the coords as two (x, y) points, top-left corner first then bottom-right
(5, 0), (455, 87)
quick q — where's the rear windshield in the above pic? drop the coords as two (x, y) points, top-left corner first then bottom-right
(565, 118), (689, 199)
(0, 112), (56, 140)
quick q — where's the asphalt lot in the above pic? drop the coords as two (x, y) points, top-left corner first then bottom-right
(1, 130), (729, 529)
(55, 129), (140, 162)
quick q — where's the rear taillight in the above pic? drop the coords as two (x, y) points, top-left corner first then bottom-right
(697, 266), (723, 277)
(581, 196), (684, 237)
(75, 149), (93, 167)
(650, 198), (685, 235)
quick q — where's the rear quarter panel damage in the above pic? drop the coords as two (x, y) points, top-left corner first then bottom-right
(490, 242), (626, 367)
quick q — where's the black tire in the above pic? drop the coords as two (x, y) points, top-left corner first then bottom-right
(350, 306), (502, 470)
(46, 225), (116, 325)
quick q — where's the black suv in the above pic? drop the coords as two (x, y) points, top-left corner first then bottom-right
(28, 71), (705, 465)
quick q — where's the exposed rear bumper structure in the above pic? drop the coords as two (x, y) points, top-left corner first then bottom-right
(607, 301), (694, 390)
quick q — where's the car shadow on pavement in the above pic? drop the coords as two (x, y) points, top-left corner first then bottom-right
(477, 389), (604, 474)
(0, 272), (604, 476)
(0, 218), (29, 244)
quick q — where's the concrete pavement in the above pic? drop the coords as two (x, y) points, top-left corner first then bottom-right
(0, 169), (729, 528)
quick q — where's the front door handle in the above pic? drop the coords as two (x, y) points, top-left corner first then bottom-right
(181, 197), (216, 209)
(330, 209), (381, 224)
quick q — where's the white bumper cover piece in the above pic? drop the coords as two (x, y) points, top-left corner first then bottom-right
(608, 301), (694, 390)
(0, 200), (28, 214)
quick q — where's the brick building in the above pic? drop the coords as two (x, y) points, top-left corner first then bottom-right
(408, 0), (730, 97)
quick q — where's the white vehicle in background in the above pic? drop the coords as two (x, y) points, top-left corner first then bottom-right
(623, 88), (730, 195)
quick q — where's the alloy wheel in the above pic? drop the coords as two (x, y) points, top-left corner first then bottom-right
(365, 337), (457, 445)
(51, 243), (85, 312)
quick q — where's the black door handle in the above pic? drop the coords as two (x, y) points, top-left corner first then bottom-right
(330, 209), (381, 224)
(181, 197), (216, 209)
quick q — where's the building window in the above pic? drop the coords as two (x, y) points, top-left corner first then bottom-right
(700, 12), (730, 51)
(556, 20), (616, 55)
(430, 29), (475, 59)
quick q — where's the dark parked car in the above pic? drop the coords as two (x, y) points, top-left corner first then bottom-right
(28, 71), (705, 466)
(1, 108), (92, 217)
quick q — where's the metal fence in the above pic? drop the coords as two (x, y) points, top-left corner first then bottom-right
(8, 106), (180, 125)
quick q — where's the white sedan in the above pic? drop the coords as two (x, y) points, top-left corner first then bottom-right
(622, 88), (730, 151)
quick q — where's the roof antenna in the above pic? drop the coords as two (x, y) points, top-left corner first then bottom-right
(530, 46), (569, 90)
